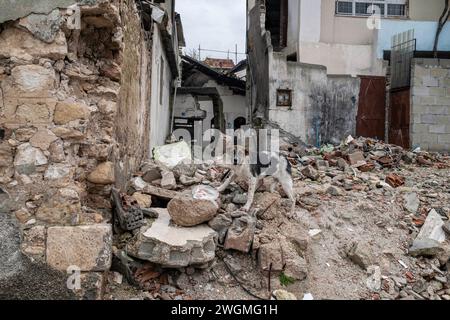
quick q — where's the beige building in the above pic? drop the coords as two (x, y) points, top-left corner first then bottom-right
(277, 0), (450, 76)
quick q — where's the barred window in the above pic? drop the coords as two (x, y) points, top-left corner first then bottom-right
(336, 0), (407, 18)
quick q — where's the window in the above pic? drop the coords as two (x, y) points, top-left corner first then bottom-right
(336, 0), (407, 18)
(276, 89), (292, 107)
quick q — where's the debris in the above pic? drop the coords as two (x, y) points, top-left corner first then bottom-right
(327, 186), (344, 196)
(385, 173), (405, 188)
(160, 170), (176, 190)
(153, 141), (192, 169)
(272, 290), (297, 300)
(366, 266), (382, 292)
(208, 214), (233, 244)
(224, 215), (256, 253)
(258, 241), (284, 273)
(126, 208), (217, 268)
(111, 189), (144, 231)
(302, 293), (314, 300)
(348, 151), (365, 166)
(403, 193), (420, 214)
(142, 184), (181, 201)
(308, 229), (322, 239)
(132, 192), (152, 208)
(192, 185), (219, 202)
(346, 241), (375, 270)
(443, 221), (450, 236)
(301, 165), (319, 181)
(167, 193), (219, 227)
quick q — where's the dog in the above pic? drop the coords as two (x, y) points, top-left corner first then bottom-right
(214, 129), (296, 217)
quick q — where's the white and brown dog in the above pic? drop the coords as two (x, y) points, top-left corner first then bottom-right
(214, 130), (296, 217)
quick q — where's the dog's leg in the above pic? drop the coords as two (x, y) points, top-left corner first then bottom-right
(279, 176), (296, 218)
(242, 176), (259, 212)
(217, 171), (236, 193)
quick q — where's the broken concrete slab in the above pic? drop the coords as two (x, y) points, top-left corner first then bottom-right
(208, 214), (232, 244)
(416, 209), (446, 243)
(46, 224), (112, 271)
(160, 170), (176, 190)
(409, 239), (445, 257)
(142, 183), (180, 200)
(346, 241), (375, 270)
(258, 241), (284, 273)
(403, 192), (420, 214)
(224, 215), (256, 253)
(126, 208), (217, 268)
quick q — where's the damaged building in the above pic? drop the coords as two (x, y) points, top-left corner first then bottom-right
(247, 0), (450, 150)
(173, 55), (247, 147)
(0, 0), (185, 296)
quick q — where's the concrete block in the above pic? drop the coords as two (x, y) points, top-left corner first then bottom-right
(430, 68), (448, 78)
(437, 115), (450, 125)
(412, 87), (430, 96)
(411, 123), (429, 134)
(423, 76), (439, 87)
(429, 125), (446, 134)
(421, 114), (438, 124)
(435, 97), (450, 105)
(420, 96), (436, 105)
(428, 144), (447, 152)
(412, 65), (430, 78)
(438, 134), (450, 144)
(419, 134), (438, 144)
(429, 87), (446, 96)
(422, 58), (440, 66)
(439, 60), (450, 68)
(442, 78), (450, 88)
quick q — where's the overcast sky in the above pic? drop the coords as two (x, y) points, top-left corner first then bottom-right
(176, 0), (247, 63)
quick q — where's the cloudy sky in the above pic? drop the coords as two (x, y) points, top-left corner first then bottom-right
(176, 0), (247, 63)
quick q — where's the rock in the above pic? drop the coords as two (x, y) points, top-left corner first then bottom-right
(126, 208), (217, 268)
(254, 192), (281, 220)
(346, 241), (375, 270)
(348, 151), (365, 165)
(281, 240), (308, 281)
(416, 209), (446, 243)
(44, 164), (72, 182)
(36, 201), (81, 225)
(14, 143), (48, 173)
(46, 225), (112, 271)
(167, 194), (219, 227)
(301, 165), (319, 181)
(0, 212), (24, 280)
(272, 290), (297, 300)
(51, 127), (84, 140)
(14, 208), (32, 224)
(0, 27), (67, 60)
(48, 139), (65, 162)
(17, 9), (62, 43)
(142, 167), (161, 183)
(172, 163), (197, 179)
(337, 158), (348, 170)
(160, 170), (176, 190)
(443, 221), (450, 235)
(258, 241), (284, 273)
(315, 160), (329, 171)
(179, 175), (199, 186)
(29, 129), (58, 151)
(366, 265), (382, 292)
(224, 215), (256, 253)
(327, 186), (344, 196)
(21, 226), (46, 258)
(6, 65), (56, 97)
(87, 162), (115, 185)
(53, 100), (91, 125)
(208, 214), (232, 244)
(14, 127), (37, 142)
(132, 192), (152, 208)
(0, 142), (13, 167)
(232, 193), (248, 205)
(403, 193), (420, 214)
(142, 184), (180, 201)
(409, 239), (445, 257)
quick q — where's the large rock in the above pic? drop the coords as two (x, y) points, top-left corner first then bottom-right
(160, 170), (176, 190)
(14, 143), (48, 173)
(53, 100), (91, 125)
(36, 201), (81, 225)
(0, 212), (24, 280)
(167, 194), (219, 227)
(258, 241), (284, 273)
(87, 162), (115, 185)
(0, 27), (67, 60)
(224, 215), (256, 253)
(0, 142), (13, 167)
(46, 225), (113, 271)
(126, 208), (217, 268)
(403, 192), (419, 214)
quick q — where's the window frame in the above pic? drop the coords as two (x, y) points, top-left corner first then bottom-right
(335, 0), (408, 19)
(276, 89), (293, 108)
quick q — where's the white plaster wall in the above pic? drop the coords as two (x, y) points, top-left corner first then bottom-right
(150, 24), (173, 151)
(299, 0), (321, 43)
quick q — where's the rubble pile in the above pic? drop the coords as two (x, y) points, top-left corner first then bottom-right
(104, 136), (449, 301)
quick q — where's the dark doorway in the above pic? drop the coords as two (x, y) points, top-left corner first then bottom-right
(389, 88), (411, 149)
(234, 117), (246, 130)
(356, 76), (386, 141)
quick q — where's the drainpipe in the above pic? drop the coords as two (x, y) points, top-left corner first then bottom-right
(170, 77), (181, 134)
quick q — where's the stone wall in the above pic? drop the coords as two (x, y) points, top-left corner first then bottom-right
(411, 58), (450, 152)
(0, 0), (153, 296)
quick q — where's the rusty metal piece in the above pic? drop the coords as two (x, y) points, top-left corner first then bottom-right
(385, 173), (405, 188)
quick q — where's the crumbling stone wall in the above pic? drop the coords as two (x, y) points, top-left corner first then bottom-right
(411, 58), (450, 152)
(0, 0), (153, 294)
